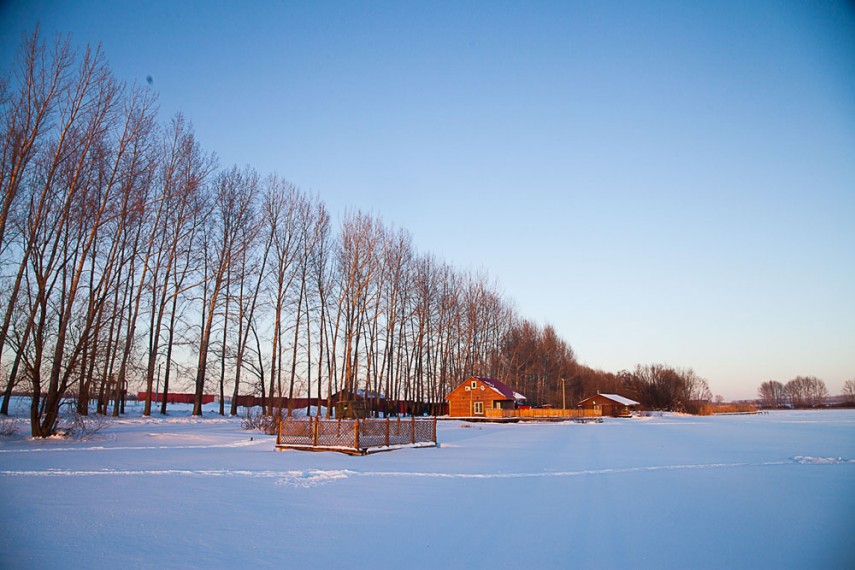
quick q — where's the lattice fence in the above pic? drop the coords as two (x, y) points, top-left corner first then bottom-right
(277, 416), (437, 454)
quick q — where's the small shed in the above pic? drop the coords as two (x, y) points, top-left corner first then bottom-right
(445, 376), (526, 417)
(331, 388), (385, 418)
(577, 393), (639, 417)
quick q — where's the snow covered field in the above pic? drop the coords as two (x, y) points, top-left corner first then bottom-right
(1, 403), (853, 569)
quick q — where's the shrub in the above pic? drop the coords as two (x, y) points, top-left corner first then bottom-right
(693, 402), (759, 416)
(0, 418), (19, 437)
(56, 401), (113, 439)
(241, 407), (280, 435)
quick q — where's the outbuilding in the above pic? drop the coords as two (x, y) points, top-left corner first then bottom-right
(577, 393), (639, 417)
(445, 376), (526, 417)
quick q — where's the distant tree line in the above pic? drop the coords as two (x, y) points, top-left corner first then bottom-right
(0, 31), (716, 436)
(844, 380), (855, 404)
(757, 376), (830, 408)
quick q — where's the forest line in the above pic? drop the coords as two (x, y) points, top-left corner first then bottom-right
(6, 30), (845, 437)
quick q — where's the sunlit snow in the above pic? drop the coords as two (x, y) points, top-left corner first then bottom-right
(1, 402), (853, 569)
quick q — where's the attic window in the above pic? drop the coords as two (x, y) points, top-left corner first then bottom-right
(471, 381), (477, 389)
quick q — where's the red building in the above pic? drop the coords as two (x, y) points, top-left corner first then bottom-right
(137, 392), (215, 405)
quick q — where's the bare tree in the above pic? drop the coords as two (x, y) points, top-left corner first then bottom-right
(786, 376), (827, 408)
(375, 228), (413, 415)
(301, 197), (332, 417)
(262, 177), (304, 414)
(757, 380), (787, 408)
(0, 30), (74, 258)
(228, 190), (267, 416)
(303, 201), (337, 418)
(618, 364), (710, 412)
(286, 196), (314, 416)
(19, 42), (143, 436)
(160, 209), (205, 415)
(141, 113), (214, 415)
(192, 166), (258, 416)
(336, 211), (384, 396)
(105, 86), (160, 418)
(0, 31), (77, 415)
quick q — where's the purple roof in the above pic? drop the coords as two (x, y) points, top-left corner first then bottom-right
(474, 377), (526, 402)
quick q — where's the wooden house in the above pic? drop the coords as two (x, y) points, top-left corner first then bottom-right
(445, 376), (527, 417)
(577, 393), (640, 417)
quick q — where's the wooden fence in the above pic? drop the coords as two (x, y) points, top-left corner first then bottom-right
(483, 408), (602, 419)
(276, 416), (437, 455)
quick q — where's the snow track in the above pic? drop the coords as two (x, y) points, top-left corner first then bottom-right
(2, 410), (853, 569)
(0, 438), (266, 453)
(3, 457), (851, 486)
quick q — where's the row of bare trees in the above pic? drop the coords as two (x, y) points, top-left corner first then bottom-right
(757, 376), (829, 408)
(0, 31), (221, 435)
(1, 31), (729, 436)
(619, 364), (712, 412)
(0, 31), (592, 435)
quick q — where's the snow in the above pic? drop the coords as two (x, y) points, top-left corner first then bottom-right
(1, 402), (853, 569)
(598, 393), (640, 406)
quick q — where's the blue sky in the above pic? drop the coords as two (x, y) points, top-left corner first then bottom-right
(2, 1), (853, 399)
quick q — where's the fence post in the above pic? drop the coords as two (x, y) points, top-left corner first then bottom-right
(385, 418), (390, 447)
(313, 416), (319, 446)
(411, 415), (416, 444)
(354, 418), (360, 450)
(433, 416), (437, 443)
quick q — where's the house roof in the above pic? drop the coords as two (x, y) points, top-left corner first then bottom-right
(333, 388), (385, 400)
(582, 393), (640, 406)
(473, 377), (527, 402)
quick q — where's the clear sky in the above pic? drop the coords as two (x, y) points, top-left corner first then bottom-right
(2, 1), (854, 399)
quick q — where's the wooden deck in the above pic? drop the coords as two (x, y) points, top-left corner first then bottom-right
(440, 408), (604, 422)
(484, 408), (603, 420)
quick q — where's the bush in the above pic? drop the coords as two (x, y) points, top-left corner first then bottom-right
(241, 407), (279, 435)
(0, 418), (19, 437)
(57, 402), (113, 439)
(691, 402), (759, 416)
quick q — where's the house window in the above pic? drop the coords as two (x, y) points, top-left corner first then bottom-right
(471, 381), (478, 389)
(474, 401), (484, 415)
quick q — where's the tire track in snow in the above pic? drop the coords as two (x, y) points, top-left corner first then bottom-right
(3, 458), (851, 486)
(0, 439), (267, 453)
(0, 468), (330, 478)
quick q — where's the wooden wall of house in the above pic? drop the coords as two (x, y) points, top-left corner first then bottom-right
(447, 390), (507, 417)
(578, 401), (630, 417)
(447, 390), (497, 416)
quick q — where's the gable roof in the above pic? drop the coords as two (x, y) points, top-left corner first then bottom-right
(473, 376), (526, 402)
(582, 393), (639, 406)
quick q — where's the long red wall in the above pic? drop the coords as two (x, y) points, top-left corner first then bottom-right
(136, 392), (214, 404)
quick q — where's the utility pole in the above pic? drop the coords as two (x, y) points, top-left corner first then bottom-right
(561, 378), (566, 411)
